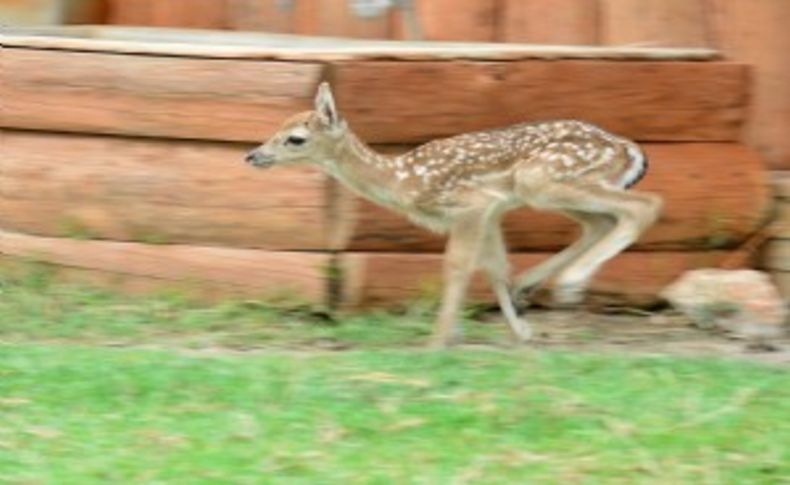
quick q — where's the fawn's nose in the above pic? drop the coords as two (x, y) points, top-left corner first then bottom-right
(245, 150), (275, 168)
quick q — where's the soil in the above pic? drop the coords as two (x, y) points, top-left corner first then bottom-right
(499, 310), (790, 366)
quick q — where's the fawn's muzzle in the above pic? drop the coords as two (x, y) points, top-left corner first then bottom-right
(245, 150), (275, 168)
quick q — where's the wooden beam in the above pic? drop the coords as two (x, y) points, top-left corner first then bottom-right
(0, 230), (331, 304)
(0, 131), (334, 251)
(0, 47), (323, 143)
(331, 60), (748, 143)
(709, 0), (790, 169)
(339, 251), (738, 308)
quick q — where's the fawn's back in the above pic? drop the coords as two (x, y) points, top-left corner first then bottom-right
(396, 120), (647, 210)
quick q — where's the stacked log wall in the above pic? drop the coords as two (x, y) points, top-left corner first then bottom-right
(0, 38), (772, 307)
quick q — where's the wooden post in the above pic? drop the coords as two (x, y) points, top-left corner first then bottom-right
(708, 0), (790, 169)
(500, 0), (599, 45)
(402, 0), (497, 41)
(600, 0), (710, 47)
(107, 0), (227, 28)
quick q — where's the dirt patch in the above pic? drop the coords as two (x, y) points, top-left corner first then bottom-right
(508, 310), (790, 366)
(164, 310), (790, 366)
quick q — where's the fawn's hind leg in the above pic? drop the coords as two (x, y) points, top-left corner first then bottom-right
(517, 181), (661, 306)
(550, 187), (661, 304)
(512, 210), (613, 305)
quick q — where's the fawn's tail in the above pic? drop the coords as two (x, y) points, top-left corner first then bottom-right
(617, 143), (649, 189)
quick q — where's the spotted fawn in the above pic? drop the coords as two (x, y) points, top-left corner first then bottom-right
(246, 82), (662, 348)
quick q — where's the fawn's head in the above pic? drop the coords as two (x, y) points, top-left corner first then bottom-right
(245, 82), (346, 169)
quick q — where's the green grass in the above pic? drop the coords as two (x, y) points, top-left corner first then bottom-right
(1, 271), (790, 483)
(0, 267), (497, 349)
(2, 346), (789, 484)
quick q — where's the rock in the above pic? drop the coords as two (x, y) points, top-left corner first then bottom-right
(661, 269), (788, 338)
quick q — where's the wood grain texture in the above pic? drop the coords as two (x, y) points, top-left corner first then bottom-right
(339, 251), (737, 308)
(334, 143), (772, 252)
(709, 0), (790, 169)
(107, 0), (228, 28)
(600, 0), (709, 47)
(407, 0), (497, 41)
(0, 47), (323, 143)
(501, 0), (598, 45)
(331, 60), (748, 143)
(1, 133), (770, 253)
(0, 131), (332, 250)
(0, 230), (330, 303)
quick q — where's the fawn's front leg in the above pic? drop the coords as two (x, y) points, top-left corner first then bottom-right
(430, 213), (486, 349)
(479, 223), (532, 343)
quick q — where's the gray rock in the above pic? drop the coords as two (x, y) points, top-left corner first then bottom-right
(662, 269), (788, 338)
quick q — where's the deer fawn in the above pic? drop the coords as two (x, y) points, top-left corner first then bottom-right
(246, 82), (662, 348)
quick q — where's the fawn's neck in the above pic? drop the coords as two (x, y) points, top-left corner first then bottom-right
(323, 131), (403, 208)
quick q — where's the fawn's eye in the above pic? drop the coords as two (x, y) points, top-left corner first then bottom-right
(286, 135), (307, 146)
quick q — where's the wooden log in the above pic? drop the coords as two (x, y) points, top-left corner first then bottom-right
(709, 0), (790, 169)
(331, 60), (747, 143)
(600, 0), (709, 48)
(1, 132), (770, 253)
(500, 0), (598, 45)
(0, 130), (333, 251)
(339, 251), (737, 308)
(333, 143), (772, 252)
(0, 230), (330, 304)
(0, 47), (323, 143)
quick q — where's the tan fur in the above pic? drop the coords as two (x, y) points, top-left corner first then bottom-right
(246, 83), (663, 348)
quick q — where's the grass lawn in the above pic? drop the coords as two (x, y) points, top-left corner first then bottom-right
(1, 272), (789, 483)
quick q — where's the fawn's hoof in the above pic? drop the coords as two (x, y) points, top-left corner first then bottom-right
(427, 327), (463, 350)
(509, 320), (533, 344)
(553, 284), (585, 307)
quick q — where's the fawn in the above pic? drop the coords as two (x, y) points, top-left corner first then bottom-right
(246, 82), (662, 348)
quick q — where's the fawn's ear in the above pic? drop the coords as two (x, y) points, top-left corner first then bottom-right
(315, 82), (341, 130)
